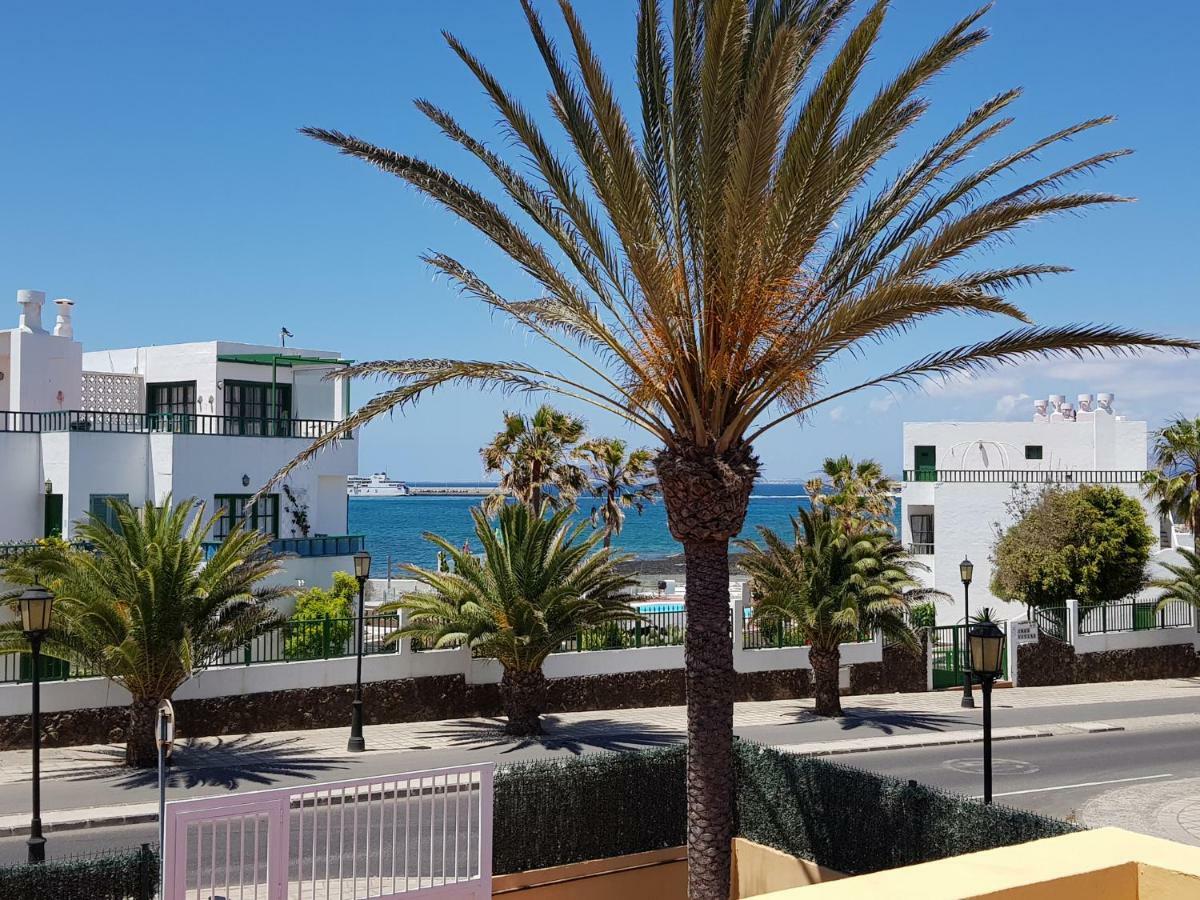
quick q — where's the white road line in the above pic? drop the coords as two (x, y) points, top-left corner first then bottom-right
(980, 773), (1174, 799)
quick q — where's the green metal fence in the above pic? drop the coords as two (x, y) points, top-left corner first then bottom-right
(555, 608), (687, 653)
(0, 409), (348, 439)
(931, 623), (1008, 689)
(1077, 600), (1193, 634)
(1032, 605), (1068, 641)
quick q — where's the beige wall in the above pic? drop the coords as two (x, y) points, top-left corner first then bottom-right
(492, 847), (686, 900)
(731, 838), (844, 897)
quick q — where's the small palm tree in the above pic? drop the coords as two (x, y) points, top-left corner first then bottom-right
(738, 509), (919, 716)
(577, 437), (659, 548)
(481, 404), (588, 515)
(1149, 548), (1200, 612)
(383, 503), (636, 735)
(1144, 417), (1200, 541)
(0, 497), (287, 766)
(806, 455), (896, 533)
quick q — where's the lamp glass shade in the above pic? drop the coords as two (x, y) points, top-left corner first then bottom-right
(18, 587), (55, 634)
(959, 557), (974, 585)
(353, 551), (372, 579)
(967, 622), (1006, 678)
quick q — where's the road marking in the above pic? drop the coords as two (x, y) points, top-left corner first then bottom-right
(980, 773), (1174, 799)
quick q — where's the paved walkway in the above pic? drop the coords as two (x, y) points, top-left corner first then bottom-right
(3, 677), (1200, 837)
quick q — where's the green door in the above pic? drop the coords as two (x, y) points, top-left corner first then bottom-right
(914, 445), (937, 482)
(43, 493), (63, 538)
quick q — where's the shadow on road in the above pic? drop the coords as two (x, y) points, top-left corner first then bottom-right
(417, 716), (682, 755)
(61, 735), (348, 790)
(835, 707), (972, 735)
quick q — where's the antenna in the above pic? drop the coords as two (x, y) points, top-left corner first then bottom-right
(280, 326), (294, 348)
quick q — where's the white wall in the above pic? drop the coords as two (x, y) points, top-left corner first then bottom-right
(7, 329), (82, 412)
(41, 432), (150, 537)
(0, 433), (43, 541)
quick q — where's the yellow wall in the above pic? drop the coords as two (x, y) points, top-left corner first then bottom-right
(746, 828), (1200, 899)
(731, 837), (845, 897)
(492, 846), (686, 899)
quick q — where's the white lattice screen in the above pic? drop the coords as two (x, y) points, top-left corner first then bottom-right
(81, 371), (143, 412)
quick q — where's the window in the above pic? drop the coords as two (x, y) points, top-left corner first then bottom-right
(214, 494), (279, 539)
(1025, 445), (1044, 460)
(148, 381), (197, 416)
(89, 494), (130, 531)
(223, 381), (291, 436)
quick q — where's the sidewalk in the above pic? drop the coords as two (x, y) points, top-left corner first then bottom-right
(3, 677), (1199, 837)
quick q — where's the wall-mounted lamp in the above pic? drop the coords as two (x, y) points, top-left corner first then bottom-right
(216, 380), (224, 391)
(242, 474), (251, 488)
(44, 480), (53, 495)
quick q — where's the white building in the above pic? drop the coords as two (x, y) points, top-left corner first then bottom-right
(0, 289), (360, 592)
(899, 392), (1176, 621)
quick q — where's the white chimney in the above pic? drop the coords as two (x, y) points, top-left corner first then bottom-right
(53, 299), (74, 338)
(1061, 401), (1076, 421)
(1077, 394), (1094, 413)
(1033, 398), (1049, 422)
(1096, 392), (1115, 415)
(1048, 394), (1066, 421)
(16, 289), (46, 334)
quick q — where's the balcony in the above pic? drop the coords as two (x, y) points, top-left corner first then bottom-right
(1, 410), (349, 439)
(906, 542), (934, 556)
(902, 468), (1145, 484)
(202, 533), (365, 560)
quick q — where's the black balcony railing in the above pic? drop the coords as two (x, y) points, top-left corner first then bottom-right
(902, 469), (1145, 484)
(201, 533), (366, 560)
(0, 410), (349, 439)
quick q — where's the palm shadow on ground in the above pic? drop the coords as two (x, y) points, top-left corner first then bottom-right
(415, 716), (683, 755)
(61, 735), (348, 790)
(834, 707), (974, 735)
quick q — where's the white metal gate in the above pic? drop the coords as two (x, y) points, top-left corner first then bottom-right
(163, 764), (494, 900)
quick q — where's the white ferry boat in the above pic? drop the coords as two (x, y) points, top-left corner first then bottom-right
(347, 472), (410, 497)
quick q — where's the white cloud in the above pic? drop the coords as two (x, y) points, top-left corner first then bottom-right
(869, 395), (897, 413)
(994, 392), (1031, 416)
(829, 405), (846, 422)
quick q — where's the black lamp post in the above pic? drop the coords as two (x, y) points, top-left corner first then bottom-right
(959, 556), (975, 709)
(968, 621), (1007, 804)
(19, 586), (55, 864)
(347, 550), (372, 753)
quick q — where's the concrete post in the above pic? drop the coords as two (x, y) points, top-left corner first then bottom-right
(732, 582), (749, 673)
(925, 628), (935, 691)
(1006, 619), (1020, 687)
(1066, 599), (1080, 647)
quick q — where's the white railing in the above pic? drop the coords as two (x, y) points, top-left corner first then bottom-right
(163, 764), (494, 900)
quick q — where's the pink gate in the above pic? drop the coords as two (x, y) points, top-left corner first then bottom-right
(163, 764), (493, 899)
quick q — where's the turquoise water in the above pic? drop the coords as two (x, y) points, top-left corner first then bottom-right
(349, 482), (901, 574)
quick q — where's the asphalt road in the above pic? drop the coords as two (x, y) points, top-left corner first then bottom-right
(6, 722), (1200, 865)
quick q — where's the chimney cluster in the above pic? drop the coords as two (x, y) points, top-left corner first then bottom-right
(16, 290), (75, 338)
(1033, 392), (1114, 423)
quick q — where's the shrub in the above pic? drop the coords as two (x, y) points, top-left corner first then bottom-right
(283, 572), (357, 660)
(910, 602), (937, 627)
(0, 844), (157, 899)
(990, 485), (1153, 608)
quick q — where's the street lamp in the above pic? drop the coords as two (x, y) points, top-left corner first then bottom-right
(19, 586), (55, 864)
(347, 550), (372, 753)
(959, 556), (975, 709)
(968, 621), (1007, 804)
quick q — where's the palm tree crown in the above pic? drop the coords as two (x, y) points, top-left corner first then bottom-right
(1149, 548), (1200, 612)
(1144, 417), (1200, 539)
(577, 437), (659, 547)
(806, 455), (895, 532)
(1, 496), (287, 765)
(481, 404), (588, 514)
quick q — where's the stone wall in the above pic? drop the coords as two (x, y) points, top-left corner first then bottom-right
(1018, 634), (1200, 687)
(849, 632), (929, 696)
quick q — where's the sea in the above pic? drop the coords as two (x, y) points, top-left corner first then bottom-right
(350, 482), (902, 573)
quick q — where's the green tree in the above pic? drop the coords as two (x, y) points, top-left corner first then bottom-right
(0, 497), (286, 766)
(990, 486), (1152, 608)
(279, 3), (1194, 891)
(284, 572), (358, 660)
(1149, 548), (1200, 613)
(383, 503), (636, 735)
(806, 456), (895, 534)
(1144, 416), (1200, 541)
(481, 404), (588, 515)
(738, 509), (919, 716)
(577, 437), (659, 548)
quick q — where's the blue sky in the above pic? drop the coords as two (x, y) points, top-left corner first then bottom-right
(3, 1), (1197, 480)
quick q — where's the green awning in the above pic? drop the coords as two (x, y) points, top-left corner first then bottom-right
(217, 353), (353, 367)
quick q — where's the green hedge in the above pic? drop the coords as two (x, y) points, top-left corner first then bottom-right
(734, 740), (1079, 874)
(0, 844), (157, 899)
(493, 745), (687, 874)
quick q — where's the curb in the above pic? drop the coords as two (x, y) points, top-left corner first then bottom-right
(777, 721), (1126, 758)
(0, 807), (160, 838)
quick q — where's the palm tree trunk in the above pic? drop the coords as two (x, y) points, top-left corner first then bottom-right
(500, 668), (546, 736)
(126, 697), (160, 768)
(810, 646), (842, 717)
(657, 444), (758, 900)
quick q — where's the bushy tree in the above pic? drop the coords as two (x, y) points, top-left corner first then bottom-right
(284, 571), (358, 659)
(991, 486), (1152, 608)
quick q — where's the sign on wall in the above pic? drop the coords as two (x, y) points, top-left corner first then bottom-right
(1014, 621), (1039, 645)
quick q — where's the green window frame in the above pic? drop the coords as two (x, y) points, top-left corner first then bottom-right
(1024, 445), (1044, 460)
(223, 381), (292, 436)
(89, 494), (130, 531)
(147, 381), (197, 416)
(213, 494), (279, 539)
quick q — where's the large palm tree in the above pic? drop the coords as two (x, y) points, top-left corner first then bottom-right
(480, 404), (588, 515)
(806, 455), (895, 533)
(1149, 548), (1200, 613)
(1144, 417), (1200, 542)
(382, 503), (636, 734)
(738, 508), (918, 716)
(0, 497), (287, 766)
(279, 2), (1195, 893)
(577, 437), (659, 547)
